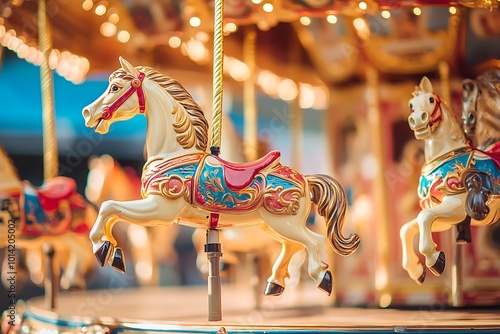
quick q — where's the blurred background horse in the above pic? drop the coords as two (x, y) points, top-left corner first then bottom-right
(0, 146), (96, 290)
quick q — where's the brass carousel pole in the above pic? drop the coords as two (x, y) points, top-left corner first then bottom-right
(290, 33), (302, 171)
(206, 0), (224, 322)
(439, 61), (464, 307)
(38, 0), (59, 309)
(243, 26), (258, 162)
(366, 66), (391, 307)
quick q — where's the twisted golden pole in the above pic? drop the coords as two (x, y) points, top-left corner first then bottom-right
(206, 0), (224, 322)
(243, 27), (257, 161)
(209, 0), (224, 153)
(38, 0), (58, 180)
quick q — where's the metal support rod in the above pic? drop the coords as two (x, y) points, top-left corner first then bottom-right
(205, 229), (222, 321)
(38, 0), (58, 180)
(450, 228), (465, 307)
(43, 243), (59, 310)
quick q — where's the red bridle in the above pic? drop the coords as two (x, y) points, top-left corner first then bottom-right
(428, 94), (442, 128)
(101, 72), (146, 121)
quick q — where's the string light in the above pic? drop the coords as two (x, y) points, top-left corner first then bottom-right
(381, 10), (391, 19)
(189, 16), (201, 27)
(82, 0), (93, 11)
(94, 4), (107, 16)
(117, 30), (130, 43)
(263, 3), (274, 12)
(0, 25), (90, 83)
(358, 1), (367, 10)
(168, 36), (181, 48)
(327, 14), (337, 24)
(413, 7), (421, 16)
(449, 6), (457, 14)
(300, 16), (311, 26)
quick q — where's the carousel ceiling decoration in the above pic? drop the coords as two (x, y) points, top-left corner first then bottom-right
(1, 0), (498, 87)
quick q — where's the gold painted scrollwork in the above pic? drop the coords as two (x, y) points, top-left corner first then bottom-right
(263, 186), (304, 215)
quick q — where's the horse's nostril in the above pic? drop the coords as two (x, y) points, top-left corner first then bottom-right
(83, 108), (90, 120)
(421, 112), (429, 123)
(409, 116), (416, 128)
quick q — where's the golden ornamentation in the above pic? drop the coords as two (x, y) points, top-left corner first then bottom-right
(263, 186), (303, 215)
(460, 0), (500, 11)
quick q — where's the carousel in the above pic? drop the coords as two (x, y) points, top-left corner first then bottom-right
(1, 0), (500, 333)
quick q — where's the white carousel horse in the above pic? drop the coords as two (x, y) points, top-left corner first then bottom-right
(462, 68), (500, 150)
(0, 146), (96, 289)
(81, 57), (360, 295)
(400, 76), (500, 284)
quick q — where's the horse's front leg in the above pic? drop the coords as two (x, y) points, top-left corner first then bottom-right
(417, 194), (466, 276)
(90, 195), (186, 272)
(400, 218), (426, 284)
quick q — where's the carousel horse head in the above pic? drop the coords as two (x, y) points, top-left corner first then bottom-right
(408, 77), (466, 153)
(82, 57), (209, 158)
(462, 68), (500, 149)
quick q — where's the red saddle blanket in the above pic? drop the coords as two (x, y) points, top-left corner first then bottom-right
(212, 150), (281, 191)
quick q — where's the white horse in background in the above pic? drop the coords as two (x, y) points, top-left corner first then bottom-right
(0, 146), (96, 289)
(400, 77), (500, 284)
(82, 57), (359, 296)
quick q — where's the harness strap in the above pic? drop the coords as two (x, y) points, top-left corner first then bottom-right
(102, 72), (146, 120)
(428, 95), (442, 128)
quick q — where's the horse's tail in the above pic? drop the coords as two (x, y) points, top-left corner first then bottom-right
(307, 174), (360, 256)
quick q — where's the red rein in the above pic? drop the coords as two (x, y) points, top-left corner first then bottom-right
(101, 72), (146, 120)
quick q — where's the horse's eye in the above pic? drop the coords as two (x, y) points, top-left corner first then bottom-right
(429, 97), (435, 103)
(111, 85), (119, 92)
(409, 103), (413, 111)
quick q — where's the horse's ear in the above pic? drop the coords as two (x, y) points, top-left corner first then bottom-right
(119, 57), (139, 77)
(420, 76), (433, 93)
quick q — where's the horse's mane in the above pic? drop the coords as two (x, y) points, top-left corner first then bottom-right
(477, 68), (500, 93)
(110, 67), (209, 152)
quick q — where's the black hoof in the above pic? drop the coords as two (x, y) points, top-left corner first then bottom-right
(429, 251), (445, 276)
(264, 282), (284, 296)
(416, 267), (426, 285)
(318, 270), (333, 296)
(95, 241), (113, 267)
(111, 247), (126, 273)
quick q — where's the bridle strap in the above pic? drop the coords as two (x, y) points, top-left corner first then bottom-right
(428, 95), (442, 128)
(101, 72), (146, 120)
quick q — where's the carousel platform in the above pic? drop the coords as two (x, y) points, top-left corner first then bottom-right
(23, 285), (500, 333)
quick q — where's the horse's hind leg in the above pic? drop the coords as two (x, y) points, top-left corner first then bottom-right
(260, 201), (331, 295)
(261, 225), (304, 296)
(417, 195), (466, 276)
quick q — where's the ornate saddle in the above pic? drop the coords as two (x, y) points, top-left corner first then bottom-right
(37, 177), (86, 211)
(212, 150), (281, 191)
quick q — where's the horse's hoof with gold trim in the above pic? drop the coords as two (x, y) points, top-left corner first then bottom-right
(416, 267), (426, 285)
(95, 241), (113, 267)
(111, 247), (126, 273)
(318, 270), (333, 296)
(264, 282), (284, 296)
(428, 251), (445, 276)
